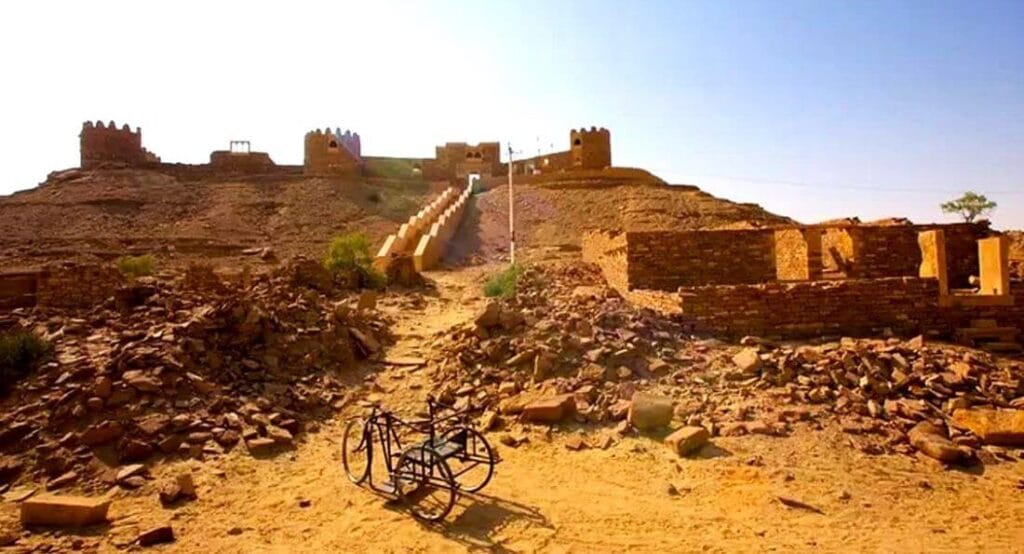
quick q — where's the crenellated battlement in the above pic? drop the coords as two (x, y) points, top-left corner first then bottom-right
(80, 120), (159, 169)
(304, 127), (362, 175)
(570, 125), (611, 170)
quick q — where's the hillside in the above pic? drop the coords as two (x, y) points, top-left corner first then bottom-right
(0, 168), (437, 269)
(0, 167), (792, 269)
(448, 176), (794, 262)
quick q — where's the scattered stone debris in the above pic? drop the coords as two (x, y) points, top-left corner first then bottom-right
(0, 259), (390, 491)
(422, 263), (1023, 465)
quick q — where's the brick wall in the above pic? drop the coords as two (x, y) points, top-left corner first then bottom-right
(665, 277), (1024, 340)
(822, 223), (987, 285)
(676, 277), (939, 338)
(36, 264), (125, 308)
(625, 230), (777, 289)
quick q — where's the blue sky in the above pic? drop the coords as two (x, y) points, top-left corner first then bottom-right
(1, 0), (1021, 227)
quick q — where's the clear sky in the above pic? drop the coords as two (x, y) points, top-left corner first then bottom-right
(1, 0), (1021, 227)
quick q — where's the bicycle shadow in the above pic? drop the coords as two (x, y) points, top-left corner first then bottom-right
(391, 491), (553, 553)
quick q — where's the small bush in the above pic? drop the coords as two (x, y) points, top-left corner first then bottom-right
(366, 191), (383, 203)
(324, 232), (386, 289)
(116, 254), (155, 278)
(0, 329), (51, 392)
(483, 264), (523, 298)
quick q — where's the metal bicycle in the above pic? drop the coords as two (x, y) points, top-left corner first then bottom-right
(341, 396), (498, 522)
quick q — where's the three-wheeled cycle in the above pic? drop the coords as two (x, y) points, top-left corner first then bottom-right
(341, 396), (498, 522)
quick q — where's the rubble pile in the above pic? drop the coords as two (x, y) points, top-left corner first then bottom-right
(0, 259), (388, 492)
(427, 263), (695, 420)
(736, 337), (1024, 462)
(425, 262), (1023, 464)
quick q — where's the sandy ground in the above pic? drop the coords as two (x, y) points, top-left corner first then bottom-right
(3, 265), (1024, 553)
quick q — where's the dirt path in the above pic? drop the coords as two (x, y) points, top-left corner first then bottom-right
(5, 263), (1024, 552)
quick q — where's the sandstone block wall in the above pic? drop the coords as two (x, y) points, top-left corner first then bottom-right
(676, 277), (939, 338)
(0, 264), (124, 309)
(36, 264), (125, 308)
(626, 230), (777, 290)
(822, 223), (987, 286)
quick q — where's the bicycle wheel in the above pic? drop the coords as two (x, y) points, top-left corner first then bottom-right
(341, 418), (370, 485)
(440, 427), (495, 493)
(395, 446), (457, 522)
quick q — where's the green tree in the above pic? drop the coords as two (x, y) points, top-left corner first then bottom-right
(940, 191), (996, 223)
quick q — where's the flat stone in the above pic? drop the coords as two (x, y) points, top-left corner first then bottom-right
(520, 395), (575, 423)
(115, 464), (147, 483)
(952, 409), (1024, 447)
(664, 426), (710, 456)
(628, 393), (674, 431)
(246, 438), (277, 456)
(21, 494), (111, 527)
(138, 525), (175, 547)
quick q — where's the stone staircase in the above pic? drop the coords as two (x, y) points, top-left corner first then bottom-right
(955, 319), (1022, 353)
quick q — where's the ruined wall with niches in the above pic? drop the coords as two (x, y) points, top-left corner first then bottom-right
(677, 277), (941, 339)
(35, 264), (125, 309)
(209, 151), (276, 173)
(774, 228), (822, 281)
(824, 223), (988, 286)
(625, 230), (777, 290)
(570, 127), (611, 170)
(80, 121), (160, 169)
(304, 129), (362, 175)
(581, 230), (629, 291)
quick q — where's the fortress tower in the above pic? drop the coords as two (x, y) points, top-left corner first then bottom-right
(304, 128), (362, 175)
(570, 126), (611, 170)
(80, 120), (160, 169)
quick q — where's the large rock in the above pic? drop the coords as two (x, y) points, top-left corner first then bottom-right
(908, 422), (968, 464)
(20, 494), (111, 527)
(628, 393), (674, 431)
(520, 395), (575, 423)
(664, 426), (709, 456)
(474, 301), (501, 329)
(731, 348), (762, 373)
(952, 409), (1024, 446)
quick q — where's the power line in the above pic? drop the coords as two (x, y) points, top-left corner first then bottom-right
(650, 170), (1024, 195)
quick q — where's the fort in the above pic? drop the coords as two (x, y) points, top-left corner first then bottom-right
(76, 120), (613, 183)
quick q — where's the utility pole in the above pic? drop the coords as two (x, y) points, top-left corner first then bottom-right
(507, 143), (516, 265)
